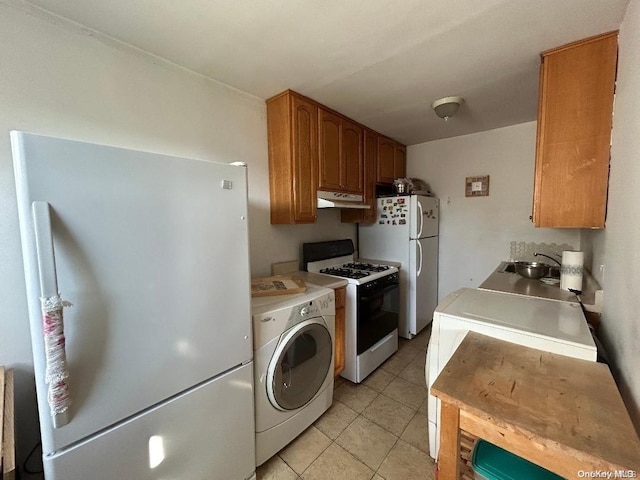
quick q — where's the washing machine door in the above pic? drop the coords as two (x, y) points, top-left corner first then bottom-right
(267, 318), (333, 411)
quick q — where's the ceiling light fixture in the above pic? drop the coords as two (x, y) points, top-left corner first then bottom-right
(431, 96), (465, 121)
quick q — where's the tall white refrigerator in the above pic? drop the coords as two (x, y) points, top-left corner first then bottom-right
(12, 131), (256, 480)
(359, 195), (439, 339)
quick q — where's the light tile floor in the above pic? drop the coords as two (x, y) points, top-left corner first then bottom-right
(257, 327), (435, 480)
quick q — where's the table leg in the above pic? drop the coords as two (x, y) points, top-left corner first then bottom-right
(438, 401), (460, 480)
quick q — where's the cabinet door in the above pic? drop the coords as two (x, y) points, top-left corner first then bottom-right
(533, 32), (617, 228)
(377, 136), (396, 184)
(394, 144), (407, 179)
(362, 130), (378, 222)
(292, 95), (318, 223)
(341, 129), (376, 223)
(318, 108), (342, 191)
(342, 119), (364, 193)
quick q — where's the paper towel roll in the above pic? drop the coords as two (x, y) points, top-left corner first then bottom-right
(560, 250), (584, 292)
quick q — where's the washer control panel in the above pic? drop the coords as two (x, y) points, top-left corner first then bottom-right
(251, 287), (335, 350)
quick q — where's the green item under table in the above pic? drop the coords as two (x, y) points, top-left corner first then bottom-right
(472, 440), (564, 480)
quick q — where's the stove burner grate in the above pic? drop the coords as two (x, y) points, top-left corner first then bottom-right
(343, 263), (391, 273)
(319, 267), (370, 279)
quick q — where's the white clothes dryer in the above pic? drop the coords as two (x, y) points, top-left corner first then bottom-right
(251, 284), (335, 466)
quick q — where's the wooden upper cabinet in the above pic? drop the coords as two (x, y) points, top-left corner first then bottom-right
(267, 91), (318, 224)
(377, 137), (396, 184)
(533, 31), (617, 228)
(362, 129), (378, 223)
(318, 108), (363, 194)
(377, 136), (407, 184)
(341, 128), (377, 223)
(341, 118), (364, 193)
(318, 108), (342, 191)
(267, 90), (392, 224)
(394, 144), (407, 179)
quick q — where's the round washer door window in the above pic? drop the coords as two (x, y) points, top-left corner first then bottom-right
(267, 319), (332, 411)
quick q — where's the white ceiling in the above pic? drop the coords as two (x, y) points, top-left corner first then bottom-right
(25, 0), (629, 145)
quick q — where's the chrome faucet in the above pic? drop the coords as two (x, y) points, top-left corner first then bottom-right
(534, 252), (561, 266)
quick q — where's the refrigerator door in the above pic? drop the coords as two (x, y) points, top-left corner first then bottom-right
(410, 195), (439, 239)
(358, 196), (410, 262)
(12, 132), (253, 454)
(409, 237), (439, 336)
(44, 363), (256, 480)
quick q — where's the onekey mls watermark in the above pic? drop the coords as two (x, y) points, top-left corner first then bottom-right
(578, 471), (638, 479)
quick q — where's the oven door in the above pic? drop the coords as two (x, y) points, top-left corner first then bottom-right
(357, 276), (399, 354)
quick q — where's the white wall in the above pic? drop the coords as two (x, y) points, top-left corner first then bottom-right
(407, 122), (579, 300)
(582, 0), (640, 430)
(0, 0), (353, 468)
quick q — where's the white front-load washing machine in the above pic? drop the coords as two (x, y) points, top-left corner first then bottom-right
(251, 284), (335, 466)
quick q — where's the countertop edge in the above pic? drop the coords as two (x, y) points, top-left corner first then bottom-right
(293, 271), (348, 290)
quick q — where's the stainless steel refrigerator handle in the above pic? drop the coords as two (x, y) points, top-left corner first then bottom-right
(416, 200), (424, 239)
(32, 201), (71, 428)
(417, 240), (423, 277)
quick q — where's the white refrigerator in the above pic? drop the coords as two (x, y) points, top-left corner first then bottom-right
(12, 131), (257, 480)
(359, 195), (439, 339)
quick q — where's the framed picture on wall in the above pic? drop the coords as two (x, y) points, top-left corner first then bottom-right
(465, 175), (489, 197)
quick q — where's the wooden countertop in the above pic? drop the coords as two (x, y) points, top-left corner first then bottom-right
(431, 332), (640, 478)
(292, 271), (348, 290)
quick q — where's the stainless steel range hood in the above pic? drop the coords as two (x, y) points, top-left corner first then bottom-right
(317, 190), (370, 209)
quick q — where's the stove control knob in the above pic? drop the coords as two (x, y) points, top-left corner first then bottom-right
(300, 306), (310, 317)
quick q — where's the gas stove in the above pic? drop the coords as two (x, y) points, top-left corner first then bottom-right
(303, 238), (397, 285)
(302, 239), (400, 384)
(319, 267), (370, 279)
(344, 263), (392, 272)
(307, 257), (398, 285)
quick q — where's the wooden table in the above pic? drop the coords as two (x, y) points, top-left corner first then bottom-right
(431, 332), (640, 479)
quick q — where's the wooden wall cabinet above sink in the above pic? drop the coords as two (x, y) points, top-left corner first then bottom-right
(533, 31), (618, 229)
